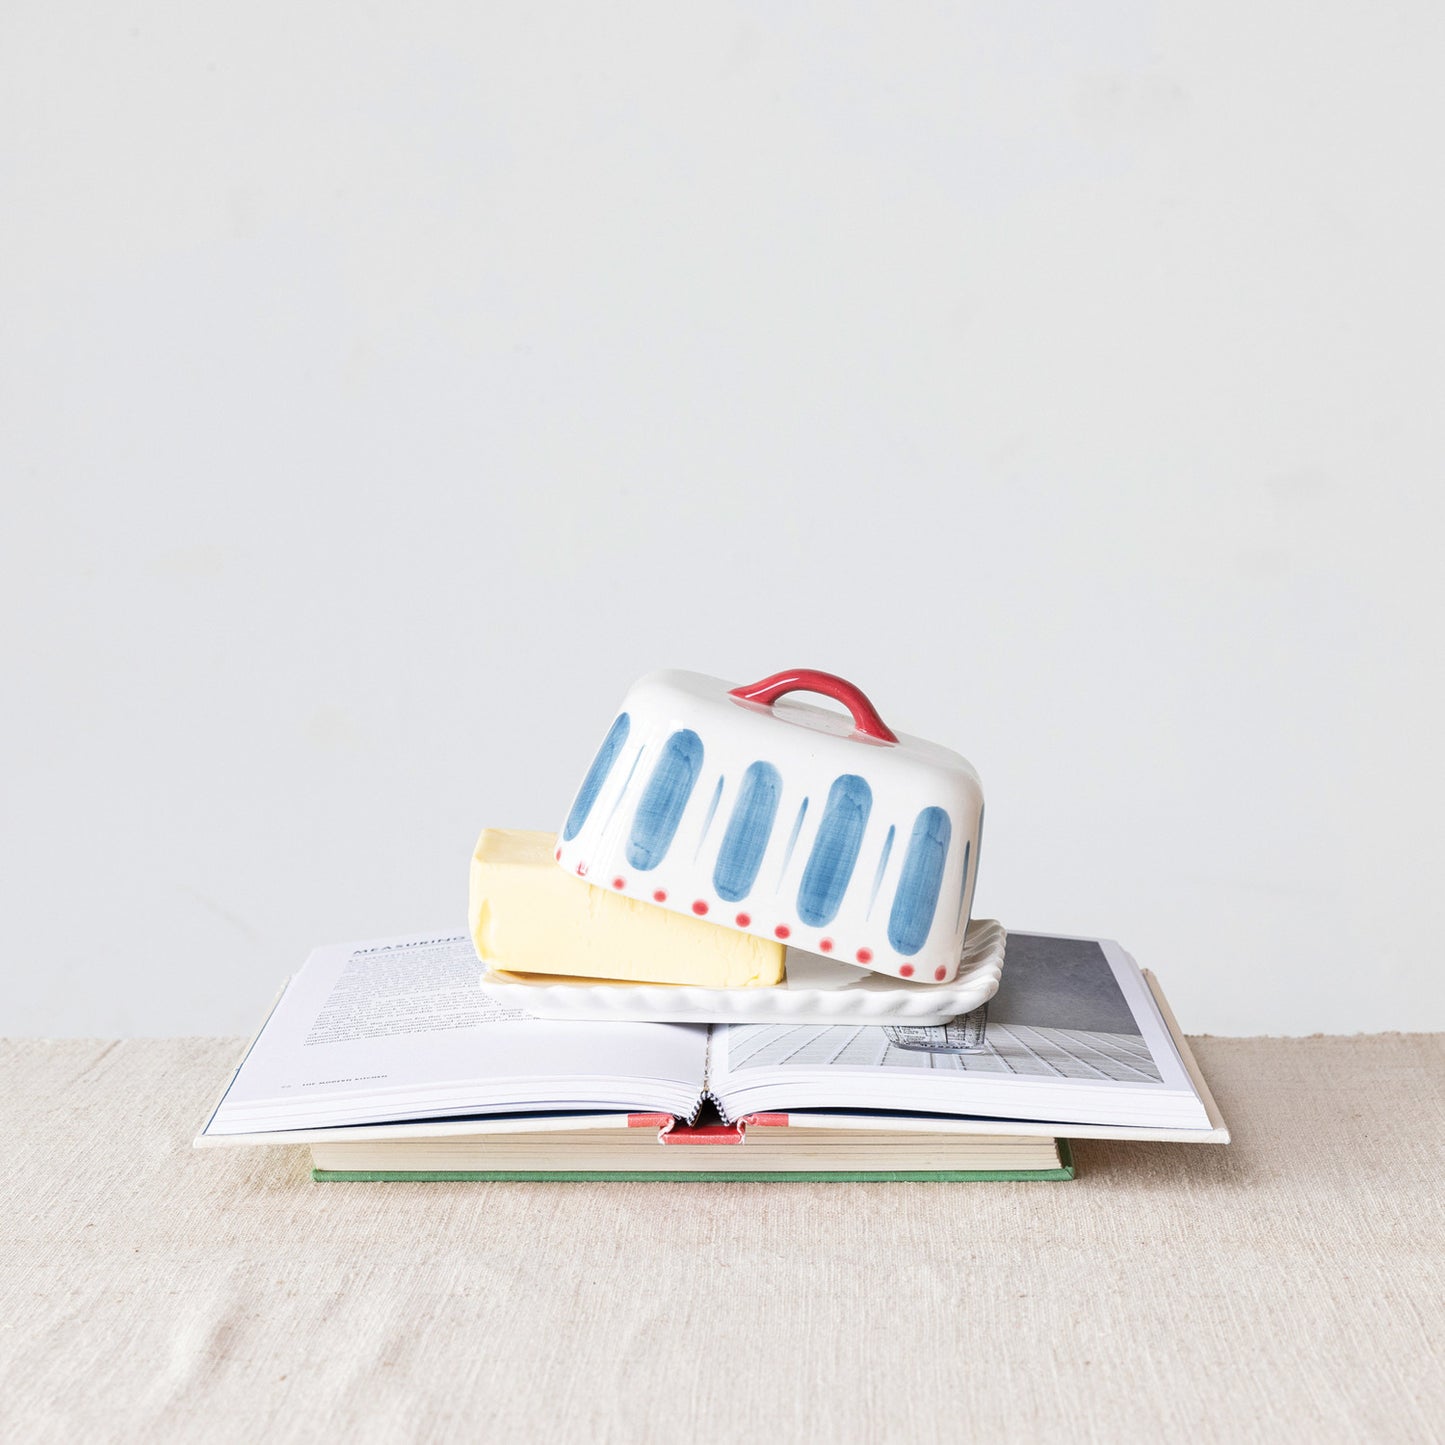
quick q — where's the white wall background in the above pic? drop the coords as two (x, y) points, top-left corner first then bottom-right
(4, 2), (1442, 1037)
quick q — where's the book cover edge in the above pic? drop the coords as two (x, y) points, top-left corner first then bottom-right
(309, 1159), (1077, 1183)
(1142, 970), (1230, 1142)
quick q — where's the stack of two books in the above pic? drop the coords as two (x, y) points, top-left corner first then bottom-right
(199, 930), (1227, 1181)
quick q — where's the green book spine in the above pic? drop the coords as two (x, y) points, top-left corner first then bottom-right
(312, 1141), (1076, 1184)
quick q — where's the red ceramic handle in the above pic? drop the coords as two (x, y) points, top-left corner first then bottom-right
(728, 669), (899, 744)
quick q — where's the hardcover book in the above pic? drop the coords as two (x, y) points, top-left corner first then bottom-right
(197, 930), (1226, 1180)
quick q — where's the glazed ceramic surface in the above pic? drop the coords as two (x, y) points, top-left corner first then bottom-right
(555, 668), (985, 983)
(480, 920), (1006, 1025)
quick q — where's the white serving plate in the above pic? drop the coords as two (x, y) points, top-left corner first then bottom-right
(479, 920), (1006, 1026)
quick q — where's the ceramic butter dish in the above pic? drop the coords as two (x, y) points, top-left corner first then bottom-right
(555, 668), (985, 985)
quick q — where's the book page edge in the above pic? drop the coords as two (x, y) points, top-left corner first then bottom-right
(1143, 969), (1230, 1143)
(192, 978), (293, 1147)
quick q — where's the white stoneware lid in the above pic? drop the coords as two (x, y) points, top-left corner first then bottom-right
(555, 668), (985, 984)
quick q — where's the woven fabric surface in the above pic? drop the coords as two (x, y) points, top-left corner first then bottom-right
(2, 1035), (1442, 1444)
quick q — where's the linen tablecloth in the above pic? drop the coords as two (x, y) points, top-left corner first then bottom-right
(2, 1035), (1442, 1442)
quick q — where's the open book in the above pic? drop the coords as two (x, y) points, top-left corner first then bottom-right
(199, 930), (1225, 1156)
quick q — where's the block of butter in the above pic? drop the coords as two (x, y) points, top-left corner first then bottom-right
(469, 828), (785, 988)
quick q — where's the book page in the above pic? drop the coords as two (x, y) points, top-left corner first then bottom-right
(708, 933), (1212, 1129)
(203, 931), (708, 1135)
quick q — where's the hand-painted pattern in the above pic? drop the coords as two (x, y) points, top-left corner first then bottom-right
(562, 712), (630, 842)
(713, 761), (782, 903)
(953, 839), (973, 930)
(888, 806), (952, 957)
(866, 824), (896, 919)
(777, 797), (809, 886)
(797, 774), (872, 927)
(560, 741), (978, 981)
(625, 729), (704, 870)
(694, 775), (726, 860)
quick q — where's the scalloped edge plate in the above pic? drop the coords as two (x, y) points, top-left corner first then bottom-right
(478, 920), (1006, 1025)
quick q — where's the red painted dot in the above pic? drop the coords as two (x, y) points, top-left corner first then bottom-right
(934, 966), (948, 981)
(653, 890), (667, 903)
(856, 948), (873, 965)
(612, 877), (626, 890)
(775, 924), (791, 940)
(575, 862), (588, 877)
(899, 963), (915, 978)
(692, 900), (709, 916)
(735, 912), (751, 927)
(554, 847), (562, 861)
(819, 938), (834, 953)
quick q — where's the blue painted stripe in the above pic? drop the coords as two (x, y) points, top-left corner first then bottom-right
(713, 762), (781, 902)
(625, 729), (704, 871)
(694, 775), (726, 860)
(602, 745), (645, 832)
(562, 712), (630, 842)
(797, 775), (872, 927)
(778, 797), (809, 884)
(889, 807), (952, 955)
(954, 839), (973, 929)
(866, 824), (896, 920)
(955, 803), (982, 927)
